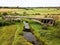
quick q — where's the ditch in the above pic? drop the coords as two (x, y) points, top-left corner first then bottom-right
(22, 21), (43, 45)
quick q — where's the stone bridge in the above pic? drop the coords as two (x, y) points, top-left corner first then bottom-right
(3, 15), (55, 26)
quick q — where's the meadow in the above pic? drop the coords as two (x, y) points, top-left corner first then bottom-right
(0, 8), (60, 15)
(0, 7), (60, 45)
(29, 20), (60, 45)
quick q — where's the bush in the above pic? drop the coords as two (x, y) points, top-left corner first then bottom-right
(23, 12), (27, 16)
(54, 21), (60, 27)
(42, 25), (48, 30)
(0, 21), (3, 26)
(0, 20), (15, 26)
(53, 29), (60, 38)
(2, 12), (8, 16)
(54, 22), (60, 38)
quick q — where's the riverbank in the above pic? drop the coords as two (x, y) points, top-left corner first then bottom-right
(29, 20), (60, 45)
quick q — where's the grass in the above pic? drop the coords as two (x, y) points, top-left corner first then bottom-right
(0, 25), (17, 45)
(0, 7), (60, 45)
(29, 20), (60, 45)
(0, 19), (60, 45)
(0, 8), (60, 15)
(0, 22), (33, 45)
(12, 22), (33, 45)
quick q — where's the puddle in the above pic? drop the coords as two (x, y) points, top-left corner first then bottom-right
(23, 30), (41, 45)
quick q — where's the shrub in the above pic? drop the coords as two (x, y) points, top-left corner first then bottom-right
(54, 21), (60, 27)
(53, 29), (60, 38)
(23, 12), (27, 16)
(0, 20), (15, 26)
(54, 21), (60, 38)
(2, 12), (8, 16)
(42, 25), (48, 30)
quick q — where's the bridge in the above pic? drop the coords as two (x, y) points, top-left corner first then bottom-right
(3, 15), (42, 20)
(3, 15), (55, 26)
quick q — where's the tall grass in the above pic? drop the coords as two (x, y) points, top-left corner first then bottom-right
(29, 20), (60, 45)
(0, 25), (17, 45)
(12, 22), (33, 45)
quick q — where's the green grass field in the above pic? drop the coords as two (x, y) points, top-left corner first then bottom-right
(29, 20), (60, 45)
(0, 25), (17, 45)
(0, 8), (60, 45)
(0, 23), (33, 45)
(0, 8), (60, 15)
(0, 19), (60, 45)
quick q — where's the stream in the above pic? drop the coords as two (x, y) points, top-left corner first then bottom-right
(23, 21), (41, 45)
